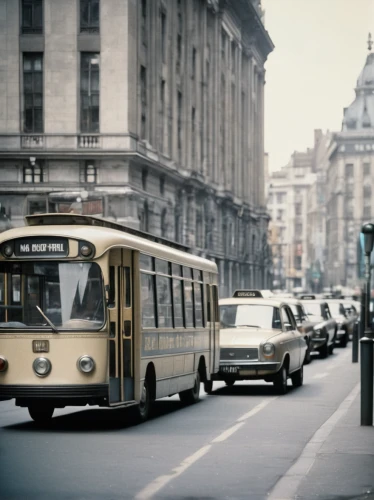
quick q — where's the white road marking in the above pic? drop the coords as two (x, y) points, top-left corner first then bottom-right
(312, 372), (329, 379)
(134, 399), (273, 499)
(268, 382), (360, 500)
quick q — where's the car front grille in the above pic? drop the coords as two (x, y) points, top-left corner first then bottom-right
(220, 348), (258, 361)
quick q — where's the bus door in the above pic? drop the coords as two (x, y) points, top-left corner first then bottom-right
(108, 249), (134, 404)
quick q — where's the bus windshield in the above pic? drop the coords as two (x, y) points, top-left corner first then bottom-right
(0, 261), (105, 331)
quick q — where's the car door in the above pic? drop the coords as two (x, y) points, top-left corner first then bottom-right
(280, 306), (299, 372)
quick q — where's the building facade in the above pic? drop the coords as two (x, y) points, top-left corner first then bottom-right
(325, 44), (374, 289)
(267, 149), (316, 292)
(0, 0), (273, 297)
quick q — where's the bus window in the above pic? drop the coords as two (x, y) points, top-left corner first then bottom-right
(140, 254), (153, 271)
(184, 281), (194, 327)
(194, 282), (203, 327)
(124, 267), (131, 308)
(183, 266), (193, 279)
(141, 273), (156, 328)
(11, 275), (21, 303)
(173, 279), (184, 327)
(156, 275), (172, 328)
(172, 263), (182, 277)
(206, 284), (211, 322)
(155, 258), (169, 275)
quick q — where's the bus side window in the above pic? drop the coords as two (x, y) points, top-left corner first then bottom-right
(184, 280), (194, 327)
(108, 266), (115, 307)
(206, 284), (211, 323)
(173, 278), (184, 327)
(194, 282), (203, 327)
(141, 272), (156, 328)
(212, 285), (219, 322)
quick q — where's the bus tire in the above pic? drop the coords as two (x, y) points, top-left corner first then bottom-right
(204, 380), (213, 394)
(28, 405), (54, 423)
(136, 378), (151, 423)
(179, 370), (200, 405)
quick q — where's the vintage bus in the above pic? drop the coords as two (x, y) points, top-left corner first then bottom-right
(0, 214), (219, 423)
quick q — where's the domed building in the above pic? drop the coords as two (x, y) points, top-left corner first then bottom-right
(326, 37), (374, 288)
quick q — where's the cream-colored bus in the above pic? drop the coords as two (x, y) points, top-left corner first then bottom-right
(0, 214), (219, 423)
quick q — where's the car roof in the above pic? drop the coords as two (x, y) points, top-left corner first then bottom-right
(219, 297), (288, 307)
(276, 297), (303, 306)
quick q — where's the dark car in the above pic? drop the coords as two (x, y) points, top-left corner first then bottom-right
(299, 296), (337, 358)
(324, 300), (354, 347)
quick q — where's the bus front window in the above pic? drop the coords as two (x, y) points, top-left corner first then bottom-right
(0, 262), (105, 331)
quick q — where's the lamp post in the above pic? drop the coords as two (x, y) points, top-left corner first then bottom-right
(360, 222), (374, 426)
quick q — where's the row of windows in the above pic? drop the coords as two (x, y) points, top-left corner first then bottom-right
(20, 163), (96, 184)
(21, 0), (99, 34)
(23, 52), (99, 133)
(140, 255), (206, 329)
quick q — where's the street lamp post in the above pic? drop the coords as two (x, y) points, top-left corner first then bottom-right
(360, 223), (374, 426)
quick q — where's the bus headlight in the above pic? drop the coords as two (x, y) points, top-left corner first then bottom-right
(33, 357), (52, 377)
(77, 355), (95, 374)
(263, 343), (275, 357)
(1, 243), (13, 257)
(0, 356), (8, 372)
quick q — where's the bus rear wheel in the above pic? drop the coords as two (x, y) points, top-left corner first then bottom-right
(179, 370), (200, 405)
(136, 378), (151, 423)
(28, 405), (54, 423)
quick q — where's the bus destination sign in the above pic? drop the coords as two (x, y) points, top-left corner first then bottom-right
(14, 238), (69, 257)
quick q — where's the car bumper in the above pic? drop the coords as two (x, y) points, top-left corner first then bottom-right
(213, 361), (281, 379)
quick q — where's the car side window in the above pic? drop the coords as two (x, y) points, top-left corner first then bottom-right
(272, 307), (281, 329)
(281, 307), (293, 331)
(324, 305), (331, 319)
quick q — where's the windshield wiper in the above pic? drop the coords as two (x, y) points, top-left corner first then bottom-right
(36, 306), (59, 333)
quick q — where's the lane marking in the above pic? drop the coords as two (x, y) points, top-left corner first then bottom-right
(268, 382), (360, 500)
(134, 398), (273, 499)
(312, 372), (329, 379)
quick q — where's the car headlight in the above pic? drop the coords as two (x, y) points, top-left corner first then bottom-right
(313, 328), (322, 337)
(263, 343), (275, 357)
(33, 357), (52, 377)
(77, 355), (95, 374)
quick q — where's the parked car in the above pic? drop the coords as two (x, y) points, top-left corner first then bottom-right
(213, 290), (307, 394)
(324, 299), (354, 347)
(299, 296), (337, 357)
(278, 297), (315, 364)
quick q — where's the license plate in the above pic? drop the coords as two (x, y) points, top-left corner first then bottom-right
(220, 365), (239, 374)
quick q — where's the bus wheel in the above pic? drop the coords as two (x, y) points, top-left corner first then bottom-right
(136, 378), (151, 422)
(179, 370), (201, 405)
(204, 380), (213, 394)
(28, 405), (54, 423)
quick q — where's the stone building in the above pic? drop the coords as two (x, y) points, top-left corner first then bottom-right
(267, 149), (316, 292)
(0, 0), (273, 297)
(325, 42), (374, 289)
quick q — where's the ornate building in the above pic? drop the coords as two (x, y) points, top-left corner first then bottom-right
(325, 38), (374, 288)
(0, 0), (273, 297)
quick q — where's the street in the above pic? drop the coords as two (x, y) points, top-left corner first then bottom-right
(0, 347), (361, 500)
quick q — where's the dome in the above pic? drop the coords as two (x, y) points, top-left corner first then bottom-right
(357, 53), (374, 88)
(342, 51), (374, 131)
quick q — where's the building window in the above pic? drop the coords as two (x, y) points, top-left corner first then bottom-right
(140, 65), (147, 139)
(28, 198), (47, 214)
(160, 176), (165, 195)
(160, 10), (166, 63)
(295, 203), (302, 216)
(191, 107), (196, 164)
(221, 30), (226, 61)
(364, 162), (371, 176)
(80, 0), (99, 33)
(177, 34), (182, 73)
(192, 47), (196, 79)
(160, 79), (165, 151)
(23, 53), (43, 133)
(80, 162), (97, 183)
(141, 0), (147, 45)
(161, 208), (167, 238)
(142, 168), (148, 190)
(80, 53), (100, 133)
(23, 163), (44, 184)
(345, 163), (354, 177)
(177, 91), (183, 159)
(21, 0), (43, 34)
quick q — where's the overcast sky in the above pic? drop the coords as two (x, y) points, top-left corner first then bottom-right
(261, 0), (374, 172)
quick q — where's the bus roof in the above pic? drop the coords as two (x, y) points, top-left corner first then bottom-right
(0, 214), (218, 274)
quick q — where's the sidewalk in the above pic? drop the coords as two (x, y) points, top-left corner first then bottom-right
(295, 383), (374, 500)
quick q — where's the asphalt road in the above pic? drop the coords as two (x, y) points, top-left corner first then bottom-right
(0, 347), (358, 500)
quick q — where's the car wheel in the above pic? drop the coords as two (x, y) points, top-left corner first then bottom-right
(304, 342), (312, 364)
(204, 380), (213, 394)
(224, 378), (235, 387)
(135, 378), (151, 422)
(273, 365), (288, 395)
(28, 405), (54, 424)
(179, 370), (201, 405)
(319, 339), (329, 359)
(291, 365), (303, 388)
(340, 332), (348, 348)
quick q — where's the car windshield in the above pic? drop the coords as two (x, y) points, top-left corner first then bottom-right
(303, 302), (321, 316)
(0, 261), (105, 331)
(220, 304), (280, 329)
